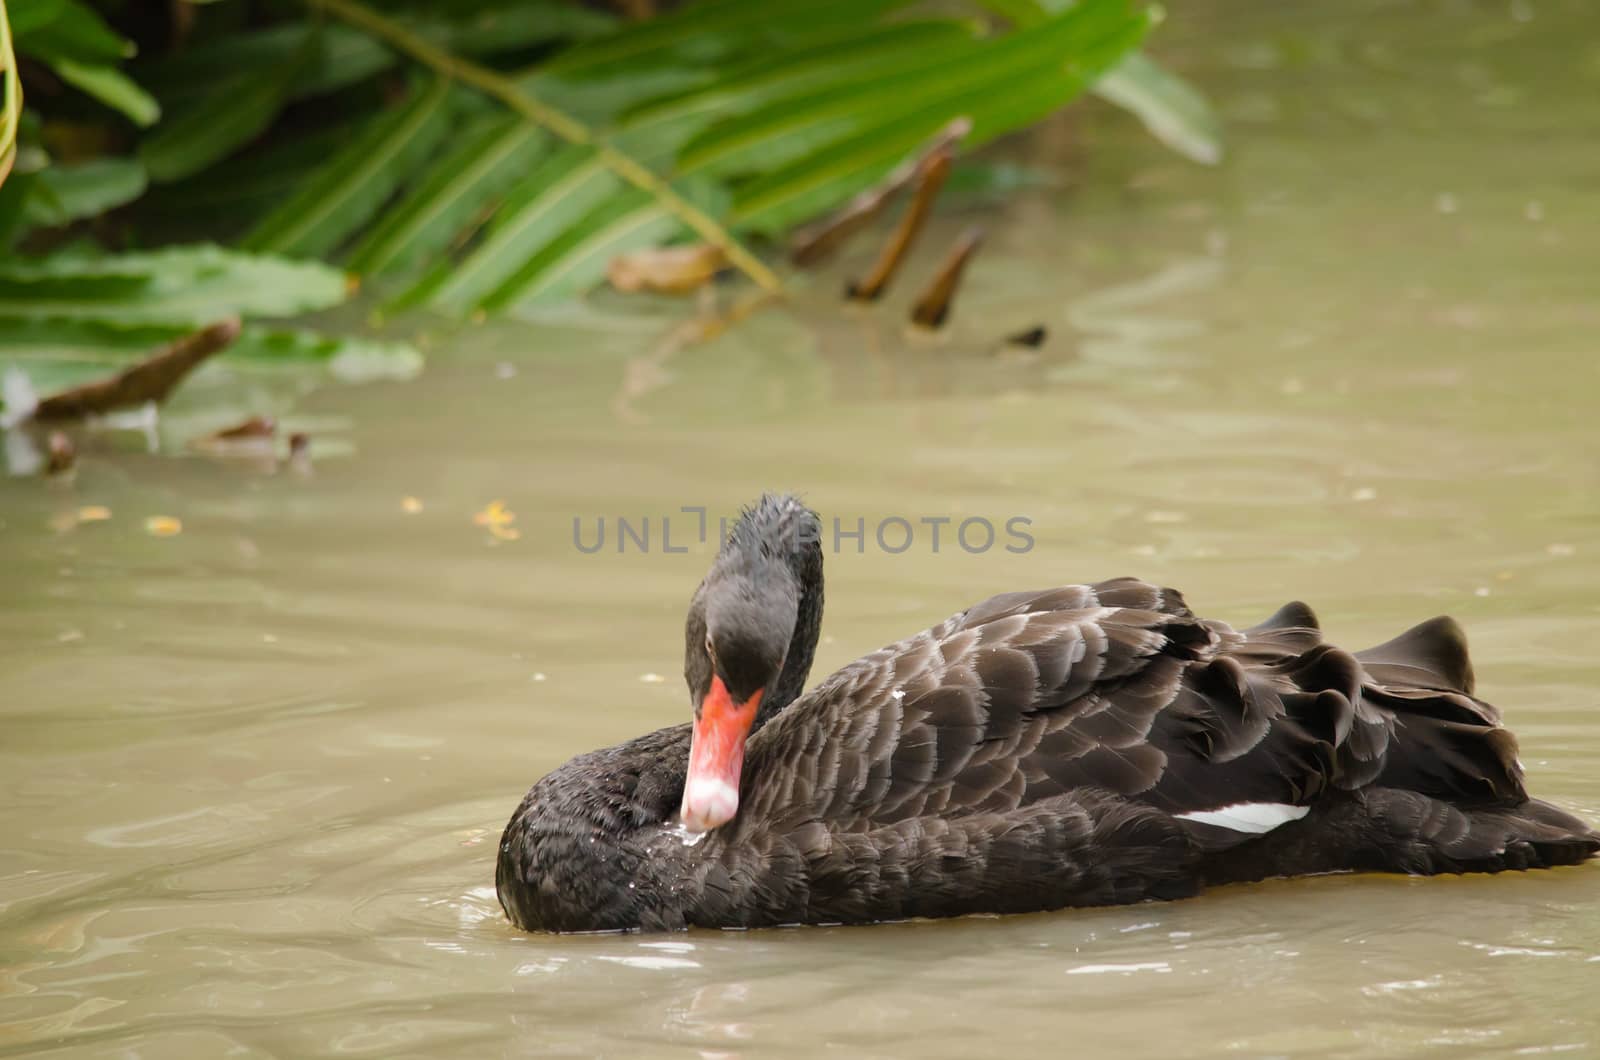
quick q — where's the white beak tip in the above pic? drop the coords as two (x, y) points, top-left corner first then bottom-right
(680, 777), (739, 833)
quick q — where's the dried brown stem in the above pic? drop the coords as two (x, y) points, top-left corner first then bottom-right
(911, 226), (985, 329)
(793, 117), (971, 268)
(32, 318), (242, 421)
(846, 149), (953, 302)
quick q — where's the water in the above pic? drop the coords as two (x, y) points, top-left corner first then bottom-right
(4, 1), (1599, 1055)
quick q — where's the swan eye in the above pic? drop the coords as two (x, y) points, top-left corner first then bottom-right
(704, 634), (715, 660)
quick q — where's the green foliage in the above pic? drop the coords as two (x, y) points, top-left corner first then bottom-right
(1, 0), (20, 185)
(399, 143), (619, 312)
(140, 47), (305, 183)
(24, 157), (145, 227)
(11, 0), (159, 125)
(973, 0), (1222, 164)
(0, 317), (421, 419)
(345, 112), (547, 276)
(0, 247), (416, 415)
(50, 56), (159, 126)
(0, 245), (350, 324)
(290, 0), (1182, 314)
(0, 0), (1220, 399)
(240, 75), (459, 257)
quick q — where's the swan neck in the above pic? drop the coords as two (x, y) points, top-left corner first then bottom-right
(762, 539), (823, 726)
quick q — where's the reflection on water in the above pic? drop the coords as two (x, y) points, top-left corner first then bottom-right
(3, 1), (1599, 1055)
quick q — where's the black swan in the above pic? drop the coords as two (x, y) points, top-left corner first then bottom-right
(496, 494), (1598, 932)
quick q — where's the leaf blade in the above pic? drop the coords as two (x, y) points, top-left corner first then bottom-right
(727, 1), (1153, 230)
(23, 157), (147, 227)
(46, 59), (161, 126)
(0, 245), (352, 326)
(483, 190), (679, 312)
(404, 145), (619, 312)
(1092, 51), (1223, 165)
(139, 57), (299, 183)
(346, 114), (547, 277)
(240, 76), (458, 258)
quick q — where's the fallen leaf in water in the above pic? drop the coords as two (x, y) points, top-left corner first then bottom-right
(473, 500), (519, 541)
(50, 506), (111, 533)
(189, 415), (279, 466)
(213, 416), (276, 440)
(401, 496), (424, 514)
(608, 243), (726, 294)
(31, 319), (241, 422)
(144, 516), (183, 537)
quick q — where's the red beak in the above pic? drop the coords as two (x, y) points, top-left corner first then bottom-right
(681, 676), (761, 833)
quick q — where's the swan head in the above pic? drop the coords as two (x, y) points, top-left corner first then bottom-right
(679, 495), (819, 832)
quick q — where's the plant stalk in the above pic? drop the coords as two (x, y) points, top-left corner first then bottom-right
(0, 0), (23, 187)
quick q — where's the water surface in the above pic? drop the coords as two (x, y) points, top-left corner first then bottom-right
(4, 2), (1599, 1056)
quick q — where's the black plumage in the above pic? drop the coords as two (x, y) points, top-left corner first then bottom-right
(496, 495), (1598, 932)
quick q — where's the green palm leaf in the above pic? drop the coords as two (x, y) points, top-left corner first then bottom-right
(38, 0), (1213, 324)
(0, 246), (350, 325)
(400, 145), (619, 312)
(347, 114), (547, 277)
(140, 49), (306, 183)
(482, 188), (689, 313)
(241, 76), (458, 258)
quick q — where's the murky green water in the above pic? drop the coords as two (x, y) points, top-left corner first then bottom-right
(4, 2), (1599, 1056)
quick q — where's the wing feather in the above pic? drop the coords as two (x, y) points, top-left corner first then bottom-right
(737, 579), (1525, 845)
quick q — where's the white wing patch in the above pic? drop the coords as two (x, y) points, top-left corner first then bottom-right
(1175, 802), (1310, 834)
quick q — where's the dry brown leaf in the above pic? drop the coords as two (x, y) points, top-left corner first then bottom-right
(473, 500), (519, 541)
(608, 243), (726, 295)
(211, 415), (276, 441)
(144, 516), (183, 537)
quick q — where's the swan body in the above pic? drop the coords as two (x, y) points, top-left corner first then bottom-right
(496, 497), (1597, 932)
